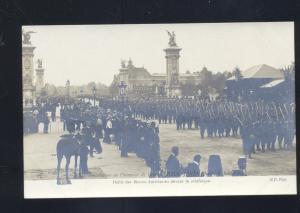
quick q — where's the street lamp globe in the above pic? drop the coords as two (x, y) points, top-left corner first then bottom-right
(92, 86), (97, 107)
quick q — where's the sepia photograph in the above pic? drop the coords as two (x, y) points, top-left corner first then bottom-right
(22, 22), (296, 198)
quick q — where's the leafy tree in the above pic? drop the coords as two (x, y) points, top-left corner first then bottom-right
(280, 62), (295, 81)
(232, 67), (243, 79)
(109, 75), (120, 95)
(181, 76), (196, 96)
(223, 71), (233, 79)
(199, 67), (213, 94)
(212, 72), (226, 94)
(87, 81), (97, 92)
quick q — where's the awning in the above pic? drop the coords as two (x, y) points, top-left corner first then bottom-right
(260, 79), (284, 88)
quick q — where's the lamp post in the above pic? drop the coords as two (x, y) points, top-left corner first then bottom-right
(92, 86), (97, 107)
(80, 89), (83, 101)
(119, 80), (127, 119)
(65, 80), (70, 104)
(161, 81), (166, 96)
(119, 81), (127, 157)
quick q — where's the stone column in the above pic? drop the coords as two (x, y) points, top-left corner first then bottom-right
(164, 46), (182, 97)
(119, 60), (130, 89)
(22, 43), (36, 107)
(35, 65), (45, 96)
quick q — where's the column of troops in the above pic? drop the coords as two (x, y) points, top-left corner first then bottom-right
(116, 96), (295, 159)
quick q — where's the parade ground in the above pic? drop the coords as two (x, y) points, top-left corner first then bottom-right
(24, 120), (296, 180)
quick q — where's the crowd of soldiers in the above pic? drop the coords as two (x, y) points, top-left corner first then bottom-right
(59, 99), (161, 176)
(24, 95), (295, 178)
(56, 97), (295, 161)
(101, 96), (295, 159)
(23, 96), (75, 135)
(23, 99), (56, 135)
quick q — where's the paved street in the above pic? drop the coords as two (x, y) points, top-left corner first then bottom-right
(159, 125), (296, 176)
(24, 120), (150, 180)
(24, 120), (296, 180)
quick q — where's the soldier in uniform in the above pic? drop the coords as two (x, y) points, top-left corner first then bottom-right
(232, 117), (239, 137)
(277, 119), (285, 149)
(176, 107), (183, 130)
(82, 122), (94, 157)
(207, 115), (214, 138)
(217, 115), (224, 138)
(43, 112), (50, 134)
(240, 121), (254, 159)
(253, 121), (262, 152)
(267, 120), (277, 151)
(260, 120), (269, 152)
(224, 115), (232, 137)
(51, 106), (56, 122)
(198, 112), (206, 139)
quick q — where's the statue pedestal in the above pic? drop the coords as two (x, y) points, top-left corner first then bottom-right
(164, 45), (182, 97)
(22, 44), (36, 107)
(35, 67), (45, 96)
(23, 83), (36, 107)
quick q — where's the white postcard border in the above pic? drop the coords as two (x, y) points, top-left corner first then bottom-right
(24, 175), (297, 198)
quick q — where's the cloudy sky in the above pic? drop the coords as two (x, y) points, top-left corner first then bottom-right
(23, 22), (294, 86)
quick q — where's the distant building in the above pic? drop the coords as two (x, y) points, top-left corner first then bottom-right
(114, 58), (203, 96)
(113, 32), (205, 97)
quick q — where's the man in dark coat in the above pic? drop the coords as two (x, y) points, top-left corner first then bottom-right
(148, 123), (161, 177)
(95, 118), (104, 141)
(79, 139), (90, 176)
(82, 122), (94, 157)
(166, 146), (181, 177)
(185, 154), (202, 177)
(43, 113), (50, 134)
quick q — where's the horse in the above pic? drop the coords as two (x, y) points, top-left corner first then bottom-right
(56, 134), (102, 185)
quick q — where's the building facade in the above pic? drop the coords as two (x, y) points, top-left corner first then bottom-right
(113, 32), (204, 97)
(114, 58), (203, 96)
